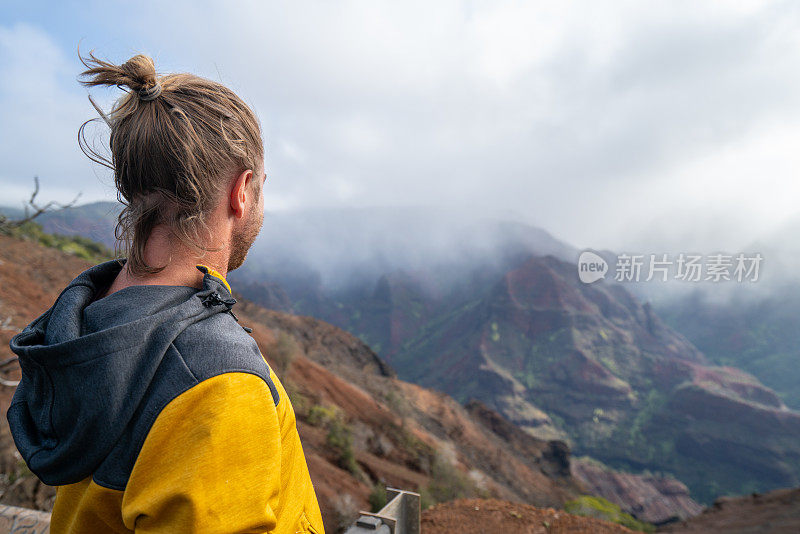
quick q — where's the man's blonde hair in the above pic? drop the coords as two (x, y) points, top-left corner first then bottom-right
(78, 52), (264, 276)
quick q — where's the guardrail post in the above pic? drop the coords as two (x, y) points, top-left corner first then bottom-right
(344, 488), (420, 534)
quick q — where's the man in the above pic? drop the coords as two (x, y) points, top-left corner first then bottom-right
(7, 52), (324, 533)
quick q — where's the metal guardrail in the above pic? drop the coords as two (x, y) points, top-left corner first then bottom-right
(0, 504), (50, 533)
(344, 488), (420, 534)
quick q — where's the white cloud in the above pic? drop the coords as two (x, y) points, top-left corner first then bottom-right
(0, 23), (114, 206)
(2, 1), (800, 252)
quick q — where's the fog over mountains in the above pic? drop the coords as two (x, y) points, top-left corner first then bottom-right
(6, 200), (800, 505)
(6, 200), (799, 299)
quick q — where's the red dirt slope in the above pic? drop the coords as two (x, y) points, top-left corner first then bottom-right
(422, 498), (634, 534)
(660, 487), (800, 534)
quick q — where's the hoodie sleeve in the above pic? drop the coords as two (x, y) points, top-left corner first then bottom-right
(120, 372), (281, 533)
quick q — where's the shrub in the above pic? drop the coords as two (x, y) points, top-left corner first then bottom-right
(564, 495), (655, 533)
(368, 483), (388, 513)
(327, 417), (359, 475)
(420, 453), (482, 508)
(265, 331), (300, 376)
(285, 381), (310, 419)
(307, 403), (361, 477)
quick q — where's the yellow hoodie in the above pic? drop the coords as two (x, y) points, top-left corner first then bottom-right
(7, 261), (325, 533)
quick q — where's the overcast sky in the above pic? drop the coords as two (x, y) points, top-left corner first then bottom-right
(2, 0), (800, 252)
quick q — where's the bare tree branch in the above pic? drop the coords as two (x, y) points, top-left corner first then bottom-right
(0, 176), (83, 230)
(0, 358), (20, 387)
(0, 357), (19, 368)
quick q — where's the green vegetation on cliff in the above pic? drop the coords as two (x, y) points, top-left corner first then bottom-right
(565, 495), (654, 532)
(0, 219), (113, 264)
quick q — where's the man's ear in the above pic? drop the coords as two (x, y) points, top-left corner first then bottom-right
(229, 169), (254, 219)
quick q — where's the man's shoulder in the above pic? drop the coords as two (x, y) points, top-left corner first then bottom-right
(173, 312), (277, 401)
(90, 311), (280, 491)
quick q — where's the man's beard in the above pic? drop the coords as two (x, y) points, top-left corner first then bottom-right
(228, 201), (264, 272)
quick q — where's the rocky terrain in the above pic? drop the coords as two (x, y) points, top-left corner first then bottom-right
(656, 287), (800, 410)
(0, 232), (694, 533)
(572, 459), (702, 525)
(422, 498), (636, 534)
(349, 254), (800, 503)
(3, 201), (800, 531)
(660, 486), (800, 533)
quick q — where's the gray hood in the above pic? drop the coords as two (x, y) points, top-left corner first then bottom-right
(7, 258), (245, 486)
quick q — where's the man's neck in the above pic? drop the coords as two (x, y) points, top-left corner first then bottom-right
(101, 226), (229, 300)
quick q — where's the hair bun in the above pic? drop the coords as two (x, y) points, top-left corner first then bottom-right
(79, 51), (160, 95)
(120, 55), (158, 92)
